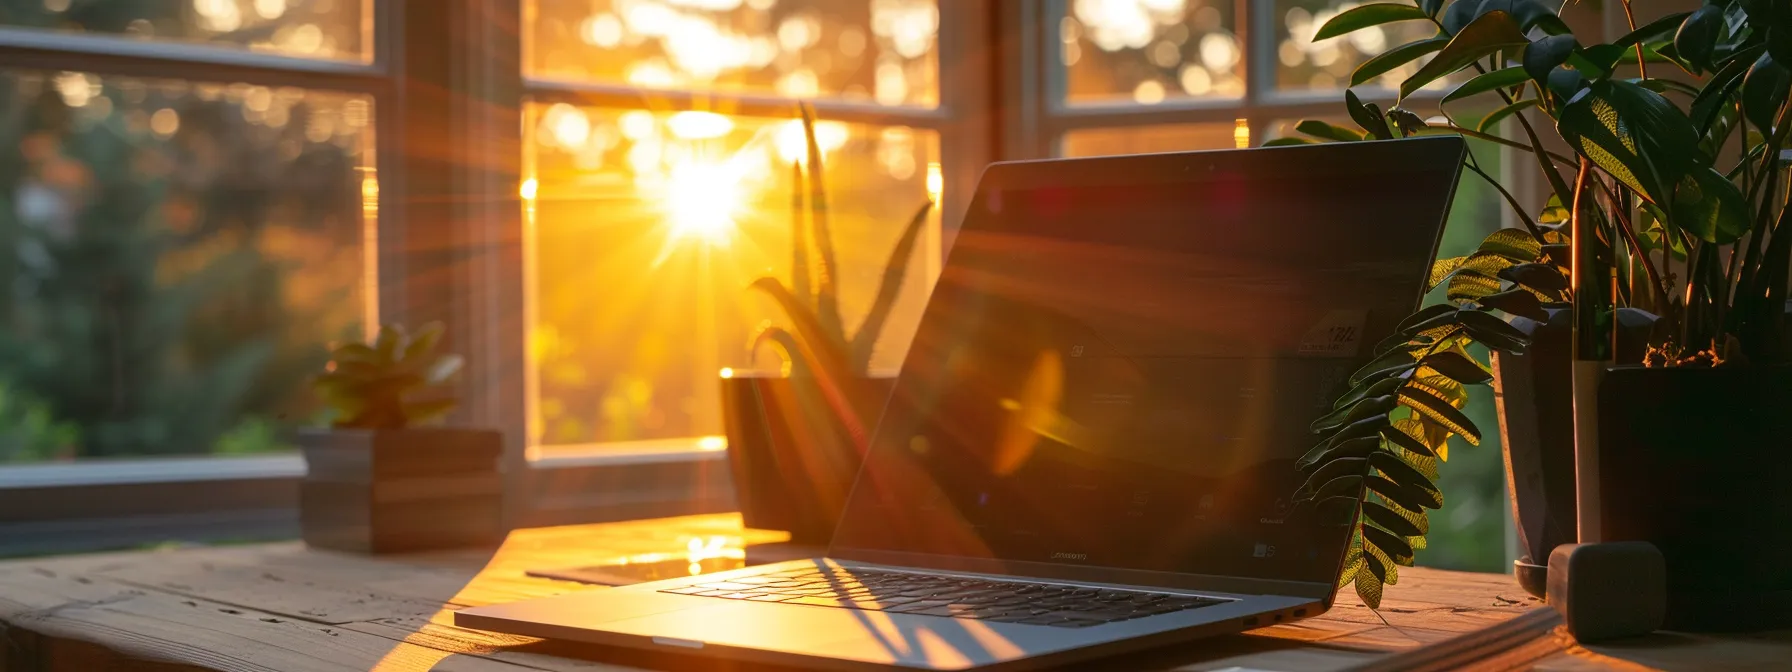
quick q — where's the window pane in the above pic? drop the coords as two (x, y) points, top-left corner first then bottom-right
(527, 0), (940, 107)
(0, 70), (374, 463)
(1274, 0), (1452, 92)
(1061, 0), (1241, 105)
(0, 1), (371, 62)
(1059, 122), (1239, 157)
(527, 104), (941, 448)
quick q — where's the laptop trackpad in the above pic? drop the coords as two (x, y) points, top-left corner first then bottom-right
(603, 602), (1031, 668)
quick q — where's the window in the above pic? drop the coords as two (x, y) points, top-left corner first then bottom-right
(0, 5), (381, 467)
(521, 0), (978, 458)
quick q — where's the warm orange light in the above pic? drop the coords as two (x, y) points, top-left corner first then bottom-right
(926, 161), (943, 203)
(1234, 118), (1250, 149)
(519, 178), (538, 200)
(719, 367), (734, 378)
(697, 435), (727, 451)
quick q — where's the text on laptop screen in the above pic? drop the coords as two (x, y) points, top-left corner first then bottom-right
(832, 146), (1460, 586)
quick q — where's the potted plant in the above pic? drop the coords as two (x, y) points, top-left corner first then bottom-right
(1276, 0), (1791, 629)
(302, 322), (506, 553)
(720, 102), (933, 545)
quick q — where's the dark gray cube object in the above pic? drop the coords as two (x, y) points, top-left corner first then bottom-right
(1548, 542), (1667, 642)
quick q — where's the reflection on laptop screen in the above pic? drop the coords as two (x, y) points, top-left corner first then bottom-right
(832, 142), (1462, 587)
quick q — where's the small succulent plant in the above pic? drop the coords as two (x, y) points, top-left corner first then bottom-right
(313, 322), (463, 429)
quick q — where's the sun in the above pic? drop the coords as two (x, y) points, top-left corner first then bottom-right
(664, 159), (743, 246)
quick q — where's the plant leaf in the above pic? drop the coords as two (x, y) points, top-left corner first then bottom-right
(1477, 287), (1549, 320)
(375, 324), (405, 364)
(423, 354), (463, 384)
(1615, 11), (1691, 50)
(1399, 386), (1482, 445)
(1364, 525), (1416, 563)
(1477, 98), (1538, 133)
(1301, 435), (1386, 472)
(1365, 500), (1425, 537)
(1363, 543), (1390, 583)
(1478, 227), (1545, 261)
(1297, 120), (1366, 142)
(1675, 3), (1726, 73)
(1349, 350), (1423, 387)
(1499, 262), (1570, 291)
(1671, 166), (1751, 245)
(1339, 544), (1365, 590)
(1371, 450), (1443, 500)
(332, 343), (379, 364)
(1556, 80), (1702, 205)
(1742, 52), (1791, 133)
(1443, 66), (1527, 107)
(401, 322), (445, 364)
(1368, 473), (1435, 513)
(1403, 11), (1530, 100)
(1299, 456), (1369, 497)
(789, 161), (811, 311)
(403, 398), (457, 425)
(1264, 136), (1318, 146)
(1311, 394), (1398, 433)
(1691, 51), (1757, 137)
(1346, 90), (1393, 139)
(1523, 34), (1579, 85)
(850, 201), (933, 373)
(1420, 351), (1493, 384)
(798, 102), (846, 344)
(1308, 475), (1368, 502)
(1316, 3), (1432, 41)
(1333, 375), (1408, 412)
(1381, 423), (1436, 458)
(1355, 556), (1385, 608)
(1458, 309), (1531, 354)
(1351, 37), (1450, 88)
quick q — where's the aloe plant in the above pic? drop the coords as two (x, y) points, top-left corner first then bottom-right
(313, 322), (463, 429)
(1275, 0), (1791, 607)
(747, 102), (934, 436)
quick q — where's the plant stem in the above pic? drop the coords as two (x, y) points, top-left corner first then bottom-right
(1464, 155), (1549, 245)
(1608, 184), (1669, 311)
(1621, 1), (1647, 77)
(1435, 126), (1578, 167)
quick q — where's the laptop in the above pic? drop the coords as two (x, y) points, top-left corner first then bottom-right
(456, 136), (1467, 670)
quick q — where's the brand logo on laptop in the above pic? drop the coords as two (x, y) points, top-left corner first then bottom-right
(1050, 551), (1089, 561)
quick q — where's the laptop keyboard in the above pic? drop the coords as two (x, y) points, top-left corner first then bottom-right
(659, 567), (1228, 628)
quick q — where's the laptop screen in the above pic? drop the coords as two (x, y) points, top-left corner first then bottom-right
(831, 139), (1464, 587)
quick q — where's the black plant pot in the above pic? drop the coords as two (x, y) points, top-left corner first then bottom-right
(298, 428), (506, 554)
(720, 374), (895, 545)
(1491, 314), (1577, 600)
(1597, 364), (1792, 632)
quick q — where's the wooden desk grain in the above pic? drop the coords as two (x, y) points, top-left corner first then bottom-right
(0, 514), (1782, 671)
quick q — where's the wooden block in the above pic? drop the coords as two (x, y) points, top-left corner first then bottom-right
(1548, 542), (1666, 642)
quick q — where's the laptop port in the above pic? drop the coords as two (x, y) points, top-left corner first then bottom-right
(1273, 613), (1283, 622)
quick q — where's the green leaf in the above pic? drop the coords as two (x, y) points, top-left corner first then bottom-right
(1370, 450), (1442, 499)
(1316, 3), (1431, 41)
(1355, 556), (1385, 608)
(1312, 394), (1398, 433)
(1367, 473), (1434, 513)
(850, 201), (933, 373)
(1458, 308), (1531, 354)
(403, 398), (457, 425)
(1443, 66), (1527, 107)
(1381, 423), (1436, 458)
(1478, 228), (1545, 261)
(401, 322), (445, 364)
(1742, 53), (1791, 134)
(1297, 120), (1366, 142)
(1309, 475), (1368, 502)
(1420, 351), (1493, 384)
(1692, 52), (1756, 137)
(1428, 257), (1468, 290)
(798, 102), (846, 345)
(1346, 90), (1393, 139)
(1364, 525), (1416, 563)
(1614, 11), (1691, 50)
(1264, 136), (1317, 146)
(1402, 11), (1530, 101)
(1421, 0), (1445, 17)
(1351, 37), (1450, 88)
(1350, 350), (1422, 387)
(1300, 436), (1384, 472)
(1364, 500), (1425, 537)
(1675, 3), (1726, 73)
(1477, 98), (1538, 133)
(1447, 268), (1506, 304)
(1499, 262), (1570, 292)
(1363, 543), (1390, 583)
(1339, 544), (1365, 590)
(1556, 80), (1701, 205)
(1477, 287), (1549, 320)
(1399, 386), (1482, 445)
(1333, 375), (1407, 412)
(375, 324), (406, 364)
(1299, 457), (1368, 497)
(1523, 34), (1578, 85)
(1671, 166), (1751, 245)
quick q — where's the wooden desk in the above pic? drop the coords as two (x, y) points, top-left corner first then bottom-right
(1, 514), (1785, 671)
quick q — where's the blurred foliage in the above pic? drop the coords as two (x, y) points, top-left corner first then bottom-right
(0, 378), (79, 462)
(0, 3), (367, 462)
